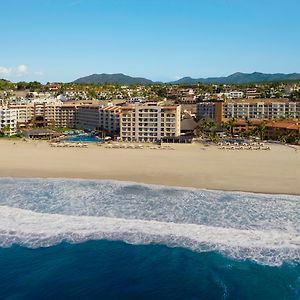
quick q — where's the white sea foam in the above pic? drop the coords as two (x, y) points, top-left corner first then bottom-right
(0, 178), (299, 266)
(0, 205), (299, 266)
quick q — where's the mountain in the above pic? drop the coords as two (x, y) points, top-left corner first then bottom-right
(73, 73), (157, 85)
(169, 72), (300, 84)
(73, 72), (300, 85)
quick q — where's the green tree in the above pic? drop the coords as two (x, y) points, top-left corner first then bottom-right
(222, 117), (235, 137)
(194, 119), (217, 138)
(0, 125), (11, 136)
(252, 123), (265, 141)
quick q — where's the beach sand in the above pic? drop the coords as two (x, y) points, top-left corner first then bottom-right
(0, 140), (299, 195)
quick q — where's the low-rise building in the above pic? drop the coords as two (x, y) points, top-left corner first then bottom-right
(227, 91), (244, 99)
(265, 120), (300, 140)
(230, 119), (264, 135)
(246, 89), (261, 99)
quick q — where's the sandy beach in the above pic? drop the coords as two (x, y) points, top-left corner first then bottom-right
(0, 140), (299, 195)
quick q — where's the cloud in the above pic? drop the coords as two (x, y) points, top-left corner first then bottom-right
(173, 75), (183, 80)
(0, 64), (28, 78)
(0, 66), (13, 76)
(34, 71), (44, 76)
(15, 64), (27, 75)
(15, 64), (28, 77)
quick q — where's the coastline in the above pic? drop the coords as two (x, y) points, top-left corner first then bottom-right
(0, 140), (299, 195)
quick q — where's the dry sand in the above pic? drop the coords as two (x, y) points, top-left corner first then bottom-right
(0, 140), (299, 195)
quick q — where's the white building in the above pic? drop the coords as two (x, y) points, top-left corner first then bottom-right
(197, 98), (300, 123)
(76, 105), (121, 134)
(0, 107), (17, 135)
(228, 91), (244, 99)
(8, 102), (78, 128)
(223, 99), (300, 119)
(120, 102), (181, 142)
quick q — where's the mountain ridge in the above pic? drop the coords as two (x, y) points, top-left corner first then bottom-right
(72, 72), (300, 85)
(169, 72), (300, 84)
(73, 73), (158, 85)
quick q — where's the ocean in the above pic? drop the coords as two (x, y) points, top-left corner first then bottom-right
(0, 178), (299, 299)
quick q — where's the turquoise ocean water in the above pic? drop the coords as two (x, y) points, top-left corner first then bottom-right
(0, 178), (299, 299)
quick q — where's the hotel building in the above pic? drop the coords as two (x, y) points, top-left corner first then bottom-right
(0, 107), (17, 135)
(120, 103), (181, 142)
(197, 99), (300, 124)
(264, 120), (300, 140)
(6, 100), (121, 134)
(76, 105), (121, 134)
(8, 103), (78, 128)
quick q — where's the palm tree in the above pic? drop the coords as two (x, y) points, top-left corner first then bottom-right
(207, 120), (217, 131)
(242, 117), (253, 137)
(194, 119), (217, 138)
(206, 120), (217, 140)
(223, 117), (235, 137)
(253, 123), (265, 141)
(194, 119), (208, 137)
(278, 135), (287, 143)
(194, 126), (202, 137)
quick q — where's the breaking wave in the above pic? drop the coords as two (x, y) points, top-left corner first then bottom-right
(0, 178), (299, 266)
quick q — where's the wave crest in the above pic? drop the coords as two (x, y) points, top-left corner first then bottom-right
(1, 205), (299, 266)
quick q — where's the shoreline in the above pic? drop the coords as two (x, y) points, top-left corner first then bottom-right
(0, 140), (299, 196)
(1, 176), (300, 197)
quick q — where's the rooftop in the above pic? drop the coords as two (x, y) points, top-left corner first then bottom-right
(265, 120), (299, 130)
(224, 98), (290, 104)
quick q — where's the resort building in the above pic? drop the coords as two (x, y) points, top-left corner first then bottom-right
(7, 99), (120, 133)
(76, 105), (100, 131)
(58, 104), (78, 128)
(180, 117), (198, 136)
(22, 129), (61, 140)
(0, 107), (17, 135)
(230, 119), (264, 135)
(10, 104), (33, 126)
(120, 102), (181, 142)
(196, 101), (223, 123)
(245, 88), (262, 99)
(8, 103), (78, 128)
(264, 120), (300, 140)
(76, 104), (121, 134)
(197, 99), (300, 124)
(227, 91), (244, 99)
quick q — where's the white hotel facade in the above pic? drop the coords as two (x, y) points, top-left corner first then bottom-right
(1, 98), (181, 141)
(197, 98), (300, 124)
(120, 103), (181, 142)
(222, 99), (300, 119)
(76, 105), (121, 133)
(3, 101), (120, 135)
(0, 107), (17, 135)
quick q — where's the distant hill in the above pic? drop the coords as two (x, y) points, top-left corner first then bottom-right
(169, 72), (300, 84)
(0, 79), (14, 90)
(73, 73), (157, 85)
(72, 72), (300, 85)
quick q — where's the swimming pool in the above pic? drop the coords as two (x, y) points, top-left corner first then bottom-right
(64, 134), (103, 143)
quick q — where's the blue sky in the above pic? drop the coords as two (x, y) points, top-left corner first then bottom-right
(1, 0), (300, 82)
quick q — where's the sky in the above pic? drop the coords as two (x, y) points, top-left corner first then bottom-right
(0, 0), (300, 83)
